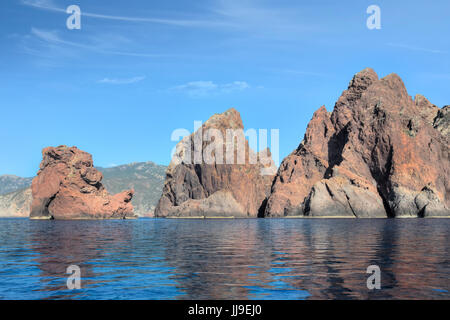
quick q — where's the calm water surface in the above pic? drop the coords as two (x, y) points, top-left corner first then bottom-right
(0, 218), (448, 300)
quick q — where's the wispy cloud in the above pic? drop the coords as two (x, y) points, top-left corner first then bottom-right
(210, 0), (322, 38)
(387, 43), (447, 54)
(98, 76), (146, 85)
(171, 81), (251, 97)
(25, 27), (166, 59)
(21, 0), (234, 28)
(22, 0), (321, 39)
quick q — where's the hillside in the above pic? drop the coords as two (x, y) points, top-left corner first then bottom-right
(0, 175), (33, 195)
(97, 162), (167, 216)
(0, 188), (32, 218)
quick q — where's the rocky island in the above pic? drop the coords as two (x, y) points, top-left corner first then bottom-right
(156, 68), (449, 218)
(30, 146), (135, 219)
(1, 69), (448, 219)
(265, 68), (449, 218)
(155, 108), (276, 217)
(0, 162), (166, 218)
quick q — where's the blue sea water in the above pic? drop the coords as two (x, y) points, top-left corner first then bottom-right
(0, 218), (448, 300)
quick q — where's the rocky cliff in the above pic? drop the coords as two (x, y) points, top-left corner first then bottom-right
(30, 146), (135, 219)
(155, 108), (276, 217)
(265, 68), (449, 217)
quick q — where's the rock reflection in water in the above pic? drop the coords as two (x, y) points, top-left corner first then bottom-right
(0, 218), (448, 299)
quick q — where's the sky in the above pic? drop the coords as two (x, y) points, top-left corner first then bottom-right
(0, 0), (449, 177)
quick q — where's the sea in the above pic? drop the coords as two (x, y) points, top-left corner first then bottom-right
(0, 218), (448, 300)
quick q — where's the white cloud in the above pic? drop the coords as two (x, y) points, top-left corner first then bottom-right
(221, 81), (250, 92)
(98, 76), (146, 85)
(171, 81), (251, 97)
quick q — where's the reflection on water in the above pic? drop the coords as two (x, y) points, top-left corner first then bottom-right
(0, 218), (448, 300)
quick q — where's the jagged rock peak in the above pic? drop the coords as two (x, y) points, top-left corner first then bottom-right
(155, 108), (275, 217)
(204, 108), (244, 130)
(265, 68), (449, 218)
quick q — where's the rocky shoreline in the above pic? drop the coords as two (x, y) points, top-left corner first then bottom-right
(1, 68), (448, 219)
(157, 68), (449, 219)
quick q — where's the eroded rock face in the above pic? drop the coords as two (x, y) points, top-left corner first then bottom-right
(30, 146), (135, 219)
(155, 108), (276, 217)
(264, 106), (334, 216)
(265, 68), (449, 217)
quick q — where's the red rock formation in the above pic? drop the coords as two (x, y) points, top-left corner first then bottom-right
(265, 68), (449, 217)
(155, 108), (276, 217)
(264, 106), (335, 216)
(30, 146), (135, 219)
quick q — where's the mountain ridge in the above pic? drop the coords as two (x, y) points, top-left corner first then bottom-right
(0, 175), (33, 195)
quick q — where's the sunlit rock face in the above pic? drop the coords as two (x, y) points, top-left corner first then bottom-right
(30, 146), (135, 220)
(155, 108), (276, 217)
(265, 68), (449, 217)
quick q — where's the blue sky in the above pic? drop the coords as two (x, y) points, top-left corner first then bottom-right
(0, 0), (449, 177)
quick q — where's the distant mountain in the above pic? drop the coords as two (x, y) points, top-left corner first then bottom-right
(0, 188), (31, 218)
(97, 162), (167, 216)
(0, 175), (33, 195)
(0, 161), (167, 217)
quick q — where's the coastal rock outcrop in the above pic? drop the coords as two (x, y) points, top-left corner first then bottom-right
(155, 108), (276, 217)
(30, 146), (135, 219)
(0, 162), (166, 218)
(265, 68), (449, 217)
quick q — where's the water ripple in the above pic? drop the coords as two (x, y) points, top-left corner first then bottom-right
(0, 218), (448, 299)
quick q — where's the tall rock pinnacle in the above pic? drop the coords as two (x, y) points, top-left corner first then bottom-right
(155, 108), (276, 217)
(265, 68), (449, 217)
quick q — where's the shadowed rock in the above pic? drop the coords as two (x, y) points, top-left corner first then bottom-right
(433, 105), (449, 138)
